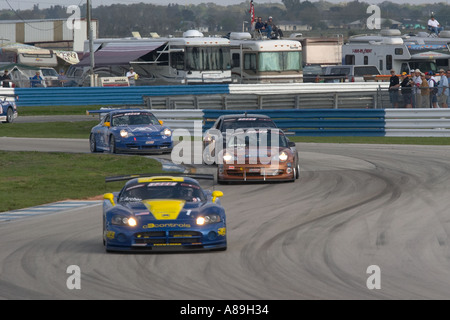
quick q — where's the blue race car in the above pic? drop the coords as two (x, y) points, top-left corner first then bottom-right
(0, 95), (18, 123)
(88, 109), (172, 154)
(102, 174), (227, 252)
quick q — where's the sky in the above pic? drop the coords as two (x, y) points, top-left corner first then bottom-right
(1, 0), (438, 11)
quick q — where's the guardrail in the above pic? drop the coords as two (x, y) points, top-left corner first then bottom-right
(228, 83), (389, 94)
(203, 109), (386, 137)
(144, 91), (386, 110)
(14, 85), (230, 107)
(385, 108), (450, 137)
(12, 83), (389, 108)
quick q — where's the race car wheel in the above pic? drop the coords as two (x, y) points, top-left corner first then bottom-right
(109, 136), (116, 154)
(6, 108), (14, 123)
(295, 163), (300, 179)
(89, 134), (98, 153)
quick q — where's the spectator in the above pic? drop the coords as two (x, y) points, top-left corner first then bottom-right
(419, 73), (430, 108)
(400, 72), (413, 108)
(388, 69), (400, 108)
(437, 69), (448, 108)
(426, 71), (438, 108)
(412, 69), (422, 108)
(446, 69), (450, 108)
(266, 16), (283, 39)
(30, 71), (44, 87)
(58, 69), (78, 87)
(126, 67), (138, 86)
(0, 69), (11, 88)
(428, 15), (443, 36)
(254, 17), (269, 38)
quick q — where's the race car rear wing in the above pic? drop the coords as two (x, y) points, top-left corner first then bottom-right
(86, 106), (146, 118)
(105, 173), (214, 183)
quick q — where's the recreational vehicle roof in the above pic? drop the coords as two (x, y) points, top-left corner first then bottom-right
(229, 38), (301, 52)
(84, 31), (230, 53)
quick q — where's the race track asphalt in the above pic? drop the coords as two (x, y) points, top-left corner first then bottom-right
(1, 138), (450, 299)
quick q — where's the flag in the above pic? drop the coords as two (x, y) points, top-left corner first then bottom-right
(249, 0), (255, 30)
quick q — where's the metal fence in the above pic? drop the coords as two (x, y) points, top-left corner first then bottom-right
(12, 83), (393, 108)
(151, 108), (450, 137)
(202, 109), (386, 137)
(144, 91), (391, 110)
(385, 109), (450, 137)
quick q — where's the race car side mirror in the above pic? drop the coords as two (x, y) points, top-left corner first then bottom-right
(104, 193), (115, 206)
(104, 121), (111, 127)
(212, 190), (223, 203)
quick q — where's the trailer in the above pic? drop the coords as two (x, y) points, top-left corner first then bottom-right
(289, 34), (343, 67)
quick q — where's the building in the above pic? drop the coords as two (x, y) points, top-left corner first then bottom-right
(0, 19), (98, 52)
(278, 21), (311, 32)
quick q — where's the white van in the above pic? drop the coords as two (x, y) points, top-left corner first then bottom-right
(0, 65), (59, 87)
(323, 65), (381, 82)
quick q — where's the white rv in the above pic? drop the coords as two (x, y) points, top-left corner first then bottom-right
(229, 32), (302, 83)
(342, 29), (450, 75)
(71, 30), (232, 86)
(0, 44), (58, 68)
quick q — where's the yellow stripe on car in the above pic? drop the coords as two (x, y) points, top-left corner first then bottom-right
(142, 199), (186, 220)
(138, 176), (184, 183)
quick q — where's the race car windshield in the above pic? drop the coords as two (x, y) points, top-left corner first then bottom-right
(112, 113), (159, 126)
(222, 118), (276, 131)
(226, 131), (289, 148)
(119, 182), (206, 203)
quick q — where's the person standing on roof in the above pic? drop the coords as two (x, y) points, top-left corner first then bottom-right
(428, 15), (443, 36)
(266, 16), (283, 39)
(255, 17), (269, 38)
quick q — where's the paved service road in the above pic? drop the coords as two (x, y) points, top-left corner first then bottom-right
(1, 139), (450, 299)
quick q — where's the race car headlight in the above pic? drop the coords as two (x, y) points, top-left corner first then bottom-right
(279, 152), (288, 162)
(223, 153), (233, 162)
(204, 135), (213, 142)
(120, 129), (131, 138)
(162, 128), (172, 137)
(112, 215), (137, 227)
(196, 214), (221, 226)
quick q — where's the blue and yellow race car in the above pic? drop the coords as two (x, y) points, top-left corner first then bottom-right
(102, 174), (227, 252)
(88, 109), (172, 154)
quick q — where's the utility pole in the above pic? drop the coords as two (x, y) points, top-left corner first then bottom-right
(87, 0), (95, 86)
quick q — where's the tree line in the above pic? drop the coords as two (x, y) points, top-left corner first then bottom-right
(1, 1), (449, 38)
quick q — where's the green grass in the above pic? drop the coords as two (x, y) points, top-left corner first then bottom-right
(0, 151), (162, 212)
(17, 105), (104, 116)
(0, 121), (98, 139)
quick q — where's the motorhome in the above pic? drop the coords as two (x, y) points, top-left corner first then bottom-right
(71, 30), (232, 86)
(342, 29), (450, 75)
(0, 44), (58, 68)
(229, 32), (302, 83)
